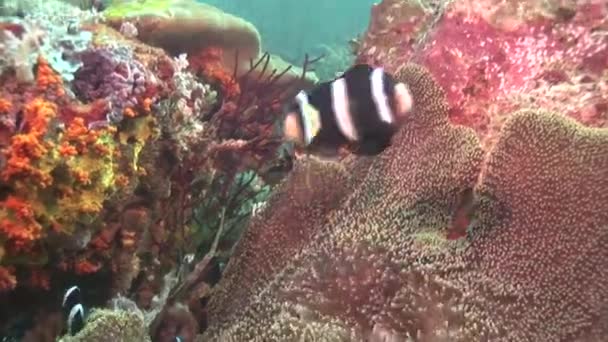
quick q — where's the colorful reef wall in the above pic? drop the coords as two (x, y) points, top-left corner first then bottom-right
(202, 0), (608, 341)
(0, 0), (316, 340)
(0, 0), (607, 341)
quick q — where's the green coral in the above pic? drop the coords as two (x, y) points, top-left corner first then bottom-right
(58, 308), (151, 342)
(103, 0), (175, 19)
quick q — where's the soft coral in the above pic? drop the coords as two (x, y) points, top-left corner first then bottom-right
(0, 21), (46, 83)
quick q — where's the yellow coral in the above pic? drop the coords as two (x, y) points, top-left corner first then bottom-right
(0, 99), (122, 259)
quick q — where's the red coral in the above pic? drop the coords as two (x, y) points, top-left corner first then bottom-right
(74, 259), (102, 275)
(26, 268), (50, 290)
(60, 99), (110, 126)
(189, 47), (240, 100)
(0, 266), (17, 292)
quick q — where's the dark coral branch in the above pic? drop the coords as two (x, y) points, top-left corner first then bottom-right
(169, 207), (225, 303)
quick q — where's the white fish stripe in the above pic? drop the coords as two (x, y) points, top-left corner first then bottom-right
(63, 286), (79, 307)
(68, 303), (84, 332)
(295, 91), (314, 144)
(370, 68), (394, 124)
(331, 78), (359, 141)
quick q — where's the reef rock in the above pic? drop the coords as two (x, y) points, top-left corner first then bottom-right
(103, 0), (318, 88)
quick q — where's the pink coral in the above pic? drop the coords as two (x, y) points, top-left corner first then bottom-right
(357, 0), (608, 149)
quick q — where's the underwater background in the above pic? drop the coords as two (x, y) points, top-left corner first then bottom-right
(0, 0), (607, 341)
(199, 0), (374, 72)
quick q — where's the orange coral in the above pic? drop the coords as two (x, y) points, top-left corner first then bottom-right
(114, 174), (129, 187)
(36, 56), (64, 97)
(123, 107), (137, 118)
(0, 196), (42, 251)
(142, 97), (153, 112)
(1, 98), (56, 186)
(73, 169), (91, 185)
(0, 98), (12, 113)
(58, 141), (78, 157)
(62, 117), (102, 154)
(0, 266), (17, 292)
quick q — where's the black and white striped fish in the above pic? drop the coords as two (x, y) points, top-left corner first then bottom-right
(62, 285), (86, 336)
(281, 64), (413, 157)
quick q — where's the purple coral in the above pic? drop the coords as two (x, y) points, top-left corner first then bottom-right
(72, 46), (152, 123)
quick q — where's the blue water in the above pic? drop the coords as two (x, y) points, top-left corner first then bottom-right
(199, 0), (376, 66)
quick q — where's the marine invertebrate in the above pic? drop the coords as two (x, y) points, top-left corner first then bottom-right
(0, 0), (97, 82)
(357, 0), (608, 149)
(189, 47), (240, 101)
(201, 62), (608, 341)
(102, 0), (261, 76)
(57, 308), (151, 342)
(0, 20), (45, 83)
(0, 89), (124, 280)
(103, 0), (317, 88)
(0, 266), (16, 292)
(72, 46), (154, 123)
(465, 110), (608, 340)
(203, 63), (484, 339)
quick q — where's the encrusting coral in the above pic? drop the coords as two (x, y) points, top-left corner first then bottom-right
(202, 62), (485, 340)
(466, 110), (608, 340)
(57, 308), (151, 342)
(102, 0), (318, 89)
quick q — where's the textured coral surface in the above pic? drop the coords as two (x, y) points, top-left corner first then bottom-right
(202, 62), (608, 342)
(1, 0), (607, 341)
(357, 0), (608, 149)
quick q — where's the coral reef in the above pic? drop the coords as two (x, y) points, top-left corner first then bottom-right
(103, 0), (318, 89)
(201, 59), (608, 341)
(0, 0), (295, 339)
(357, 0), (608, 149)
(2, 0), (606, 341)
(57, 308), (150, 342)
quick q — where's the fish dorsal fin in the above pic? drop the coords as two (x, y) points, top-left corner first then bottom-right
(295, 91), (321, 145)
(370, 68), (394, 124)
(331, 77), (359, 141)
